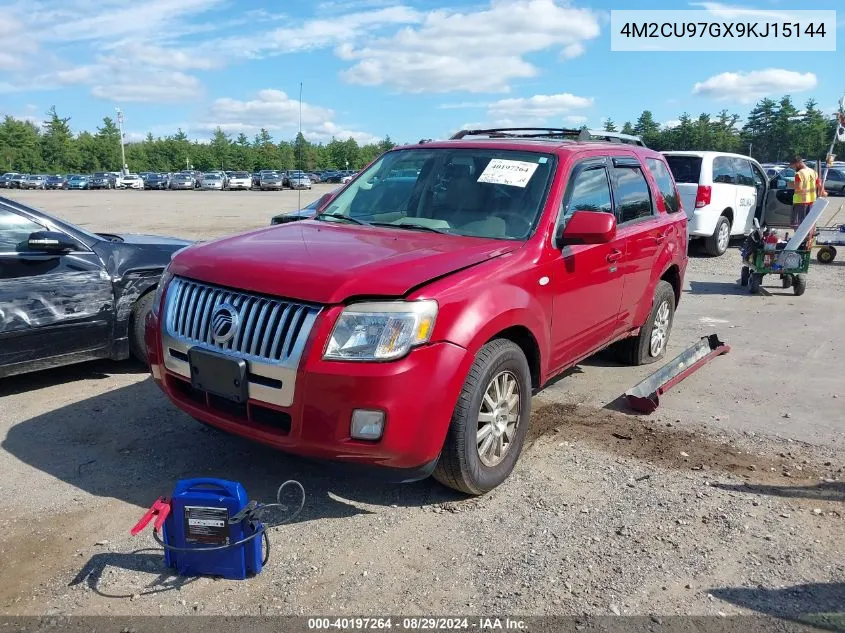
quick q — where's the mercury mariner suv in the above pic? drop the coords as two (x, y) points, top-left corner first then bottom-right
(146, 128), (689, 494)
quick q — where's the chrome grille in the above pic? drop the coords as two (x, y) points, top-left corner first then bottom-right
(164, 277), (320, 364)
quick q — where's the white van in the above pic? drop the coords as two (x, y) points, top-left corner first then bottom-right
(662, 151), (768, 256)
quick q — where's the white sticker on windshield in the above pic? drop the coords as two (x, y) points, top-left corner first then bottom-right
(477, 159), (539, 188)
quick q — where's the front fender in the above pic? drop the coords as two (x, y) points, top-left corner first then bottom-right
(414, 262), (552, 381)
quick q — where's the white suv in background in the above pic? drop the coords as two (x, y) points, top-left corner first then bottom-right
(663, 151), (767, 256)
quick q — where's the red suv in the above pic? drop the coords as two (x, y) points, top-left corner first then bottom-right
(146, 128), (688, 494)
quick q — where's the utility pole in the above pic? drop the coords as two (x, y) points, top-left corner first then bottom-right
(115, 106), (127, 175)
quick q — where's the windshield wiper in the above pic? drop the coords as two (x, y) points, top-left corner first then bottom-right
(370, 222), (448, 234)
(316, 213), (369, 225)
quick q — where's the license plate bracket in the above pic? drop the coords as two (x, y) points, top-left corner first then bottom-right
(188, 347), (248, 403)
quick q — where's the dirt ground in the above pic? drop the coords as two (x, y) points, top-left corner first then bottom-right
(0, 188), (843, 623)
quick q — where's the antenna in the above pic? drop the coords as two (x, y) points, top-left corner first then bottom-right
(298, 81), (302, 212)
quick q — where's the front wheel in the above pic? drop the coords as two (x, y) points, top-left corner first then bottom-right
(433, 339), (532, 495)
(749, 272), (763, 294)
(129, 292), (155, 364)
(740, 266), (750, 287)
(792, 274), (807, 296)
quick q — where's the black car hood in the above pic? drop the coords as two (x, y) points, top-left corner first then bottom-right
(96, 233), (189, 246)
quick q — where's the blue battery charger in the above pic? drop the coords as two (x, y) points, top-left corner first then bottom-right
(132, 477), (304, 580)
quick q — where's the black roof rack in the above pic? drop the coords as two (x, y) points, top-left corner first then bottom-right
(449, 127), (646, 147)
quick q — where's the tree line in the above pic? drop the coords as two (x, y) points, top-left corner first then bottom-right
(0, 106), (397, 174)
(605, 95), (839, 163)
(1, 95), (841, 175)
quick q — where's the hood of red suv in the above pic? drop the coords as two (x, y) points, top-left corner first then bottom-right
(170, 221), (518, 304)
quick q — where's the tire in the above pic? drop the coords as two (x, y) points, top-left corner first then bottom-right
(817, 246), (836, 264)
(704, 216), (731, 256)
(792, 274), (807, 297)
(749, 272), (762, 294)
(433, 339), (532, 495)
(781, 273), (793, 289)
(740, 266), (750, 287)
(614, 280), (675, 366)
(129, 291), (155, 365)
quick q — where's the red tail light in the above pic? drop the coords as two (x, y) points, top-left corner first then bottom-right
(694, 185), (712, 208)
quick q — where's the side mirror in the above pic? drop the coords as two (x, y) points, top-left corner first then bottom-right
(27, 230), (76, 253)
(314, 193), (332, 212)
(555, 211), (617, 248)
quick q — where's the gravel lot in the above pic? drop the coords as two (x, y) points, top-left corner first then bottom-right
(0, 189), (843, 622)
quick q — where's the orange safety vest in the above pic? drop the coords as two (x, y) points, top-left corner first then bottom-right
(793, 167), (818, 204)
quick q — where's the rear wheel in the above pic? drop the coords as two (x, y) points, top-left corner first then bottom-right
(749, 272), (763, 294)
(781, 273), (793, 289)
(817, 246), (836, 264)
(792, 274), (807, 296)
(740, 266), (750, 287)
(614, 280), (675, 366)
(433, 339), (531, 495)
(705, 216), (731, 256)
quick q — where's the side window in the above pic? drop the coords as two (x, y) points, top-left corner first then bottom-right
(827, 170), (844, 182)
(734, 158), (755, 186)
(712, 156), (736, 184)
(562, 166), (613, 220)
(645, 158), (681, 213)
(0, 209), (44, 253)
(612, 165), (653, 223)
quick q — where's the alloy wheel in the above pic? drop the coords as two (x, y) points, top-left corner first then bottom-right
(477, 371), (521, 467)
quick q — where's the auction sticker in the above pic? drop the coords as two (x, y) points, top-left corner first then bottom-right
(477, 159), (538, 187)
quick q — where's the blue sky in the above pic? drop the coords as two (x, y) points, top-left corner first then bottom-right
(0, 0), (842, 145)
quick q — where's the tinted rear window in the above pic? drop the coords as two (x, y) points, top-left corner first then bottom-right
(664, 156), (702, 184)
(645, 158), (681, 213)
(613, 166), (654, 223)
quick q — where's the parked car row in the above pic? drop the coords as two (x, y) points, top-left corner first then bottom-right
(0, 169), (354, 191)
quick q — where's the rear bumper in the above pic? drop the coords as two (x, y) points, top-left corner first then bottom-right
(685, 206), (721, 237)
(145, 308), (469, 473)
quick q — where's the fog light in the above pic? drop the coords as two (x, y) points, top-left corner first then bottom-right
(351, 410), (385, 440)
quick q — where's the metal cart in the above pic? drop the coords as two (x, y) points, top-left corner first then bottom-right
(815, 224), (845, 264)
(741, 246), (811, 296)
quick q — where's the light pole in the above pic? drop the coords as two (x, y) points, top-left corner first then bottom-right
(115, 106), (127, 175)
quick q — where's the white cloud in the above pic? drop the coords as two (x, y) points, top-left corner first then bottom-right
(91, 72), (203, 103)
(563, 115), (588, 126)
(0, 15), (38, 70)
(35, 0), (227, 44)
(437, 102), (490, 110)
(488, 93), (593, 119)
(690, 2), (794, 21)
(102, 42), (223, 70)
(215, 7), (422, 59)
(339, 0), (601, 93)
(663, 119), (682, 129)
(194, 89), (380, 144)
(561, 43), (586, 59)
(452, 92), (593, 130)
(693, 69), (817, 103)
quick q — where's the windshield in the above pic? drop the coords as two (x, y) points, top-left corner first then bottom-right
(317, 148), (555, 240)
(203, 174), (221, 180)
(233, 172), (249, 178)
(664, 155), (703, 184)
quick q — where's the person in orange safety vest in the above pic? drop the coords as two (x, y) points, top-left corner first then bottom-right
(789, 155), (819, 229)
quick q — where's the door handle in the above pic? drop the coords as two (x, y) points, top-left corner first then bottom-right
(606, 249), (623, 263)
